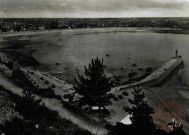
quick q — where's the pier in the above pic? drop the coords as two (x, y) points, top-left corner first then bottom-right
(112, 57), (184, 91)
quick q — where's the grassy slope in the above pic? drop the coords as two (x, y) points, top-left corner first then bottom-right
(0, 86), (92, 135)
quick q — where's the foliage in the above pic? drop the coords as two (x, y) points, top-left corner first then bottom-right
(0, 87), (92, 135)
(122, 91), (129, 96)
(12, 69), (60, 99)
(1, 116), (91, 135)
(117, 95), (124, 99)
(123, 86), (155, 131)
(74, 57), (112, 115)
(108, 86), (188, 135)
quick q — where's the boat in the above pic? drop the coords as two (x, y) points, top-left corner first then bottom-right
(121, 67), (126, 70)
(56, 62), (61, 65)
(56, 56), (61, 65)
(76, 68), (80, 70)
(132, 63), (137, 67)
(106, 54), (110, 57)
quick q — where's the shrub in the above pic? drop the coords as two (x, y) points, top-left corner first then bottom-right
(51, 84), (56, 88)
(1, 118), (40, 135)
(107, 93), (115, 99)
(1, 101), (91, 135)
(138, 68), (143, 71)
(113, 96), (119, 101)
(63, 94), (69, 99)
(117, 95), (124, 99)
(146, 67), (153, 73)
(30, 72), (34, 75)
(44, 80), (49, 84)
(122, 91), (129, 96)
(37, 88), (61, 100)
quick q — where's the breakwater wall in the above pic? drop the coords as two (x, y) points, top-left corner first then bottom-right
(117, 57), (183, 90)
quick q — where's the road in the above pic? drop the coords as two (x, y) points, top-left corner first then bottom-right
(0, 73), (108, 135)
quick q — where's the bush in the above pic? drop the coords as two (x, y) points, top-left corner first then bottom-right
(51, 84), (56, 88)
(146, 67), (153, 73)
(138, 68), (143, 71)
(113, 96), (119, 101)
(117, 95), (124, 99)
(1, 118), (40, 135)
(37, 88), (61, 100)
(0, 88), (92, 135)
(44, 80), (49, 84)
(107, 93), (115, 99)
(122, 91), (129, 96)
(1, 103), (91, 135)
(63, 94), (69, 99)
(11, 69), (61, 100)
(30, 72), (34, 75)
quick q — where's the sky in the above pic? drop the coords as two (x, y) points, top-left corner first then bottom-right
(0, 0), (189, 18)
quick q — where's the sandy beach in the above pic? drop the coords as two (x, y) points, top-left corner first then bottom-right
(1, 27), (189, 133)
(0, 27), (182, 37)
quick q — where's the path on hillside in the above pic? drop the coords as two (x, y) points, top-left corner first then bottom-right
(0, 74), (108, 135)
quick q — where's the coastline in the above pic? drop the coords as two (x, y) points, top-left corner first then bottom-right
(0, 27), (183, 37)
(1, 26), (189, 133)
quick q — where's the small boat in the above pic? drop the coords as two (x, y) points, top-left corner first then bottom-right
(106, 54), (110, 57)
(56, 56), (61, 65)
(121, 67), (126, 70)
(132, 63), (137, 67)
(56, 62), (61, 65)
(128, 55), (130, 60)
(76, 68), (80, 70)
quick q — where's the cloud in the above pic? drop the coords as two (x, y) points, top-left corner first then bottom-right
(0, 0), (189, 17)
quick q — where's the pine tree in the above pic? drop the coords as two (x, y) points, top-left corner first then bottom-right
(109, 86), (188, 135)
(74, 57), (112, 115)
(123, 86), (156, 134)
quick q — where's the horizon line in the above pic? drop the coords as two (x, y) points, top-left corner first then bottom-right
(0, 17), (189, 19)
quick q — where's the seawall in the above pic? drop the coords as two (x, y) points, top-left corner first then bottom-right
(114, 57), (184, 91)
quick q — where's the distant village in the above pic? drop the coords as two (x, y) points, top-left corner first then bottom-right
(1, 17), (189, 32)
